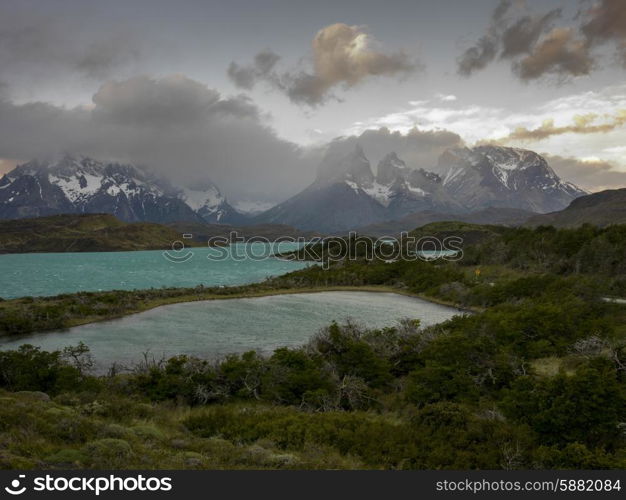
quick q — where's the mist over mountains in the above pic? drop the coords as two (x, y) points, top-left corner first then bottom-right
(0, 145), (586, 232)
(254, 144), (586, 232)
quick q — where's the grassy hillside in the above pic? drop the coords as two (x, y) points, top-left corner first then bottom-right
(283, 223), (626, 294)
(526, 188), (626, 228)
(0, 214), (195, 253)
(357, 188), (626, 236)
(408, 221), (505, 246)
(356, 207), (532, 237)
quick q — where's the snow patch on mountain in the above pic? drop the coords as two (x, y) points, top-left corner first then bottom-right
(345, 180), (360, 194)
(362, 182), (393, 207)
(232, 200), (276, 215)
(406, 185), (427, 196)
(439, 145), (587, 213)
(49, 173), (102, 202)
(180, 185), (223, 212)
(442, 166), (463, 186)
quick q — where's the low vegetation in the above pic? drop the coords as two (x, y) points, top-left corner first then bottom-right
(0, 214), (197, 253)
(0, 223), (625, 469)
(0, 212), (322, 254)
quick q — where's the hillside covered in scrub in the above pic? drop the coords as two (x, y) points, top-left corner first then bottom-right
(0, 214), (193, 253)
(525, 188), (626, 228)
(0, 223), (625, 469)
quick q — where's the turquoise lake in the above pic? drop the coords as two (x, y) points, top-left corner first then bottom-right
(0, 291), (460, 371)
(0, 243), (308, 299)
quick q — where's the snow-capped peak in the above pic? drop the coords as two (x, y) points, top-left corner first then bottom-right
(179, 183), (224, 212)
(0, 154), (246, 224)
(177, 181), (248, 224)
(231, 200), (276, 215)
(438, 145), (587, 213)
(9, 155), (166, 204)
(476, 145), (538, 171)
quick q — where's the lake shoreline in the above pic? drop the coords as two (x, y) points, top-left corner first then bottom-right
(1, 290), (463, 369)
(0, 284), (477, 339)
(67, 284), (476, 325)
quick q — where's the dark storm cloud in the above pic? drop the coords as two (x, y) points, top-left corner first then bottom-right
(228, 23), (418, 106)
(500, 8), (562, 58)
(91, 75), (261, 125)
(0, 6), (140, 80)
(0, 75), (314, 202)
(75, 38), (141, 80)
(0, 74), (464, 198)
(227, 62), (256, 90)
(513, 27), (595, 81)
(0, 99), (90, 160)
(580, 0), (626, 67)
(227, 50), (281, 90)
(545, 154), (626, 191)
(457, 0), (512, 76)
(457, 1), (601, 81)
(457, 36), (499, 76)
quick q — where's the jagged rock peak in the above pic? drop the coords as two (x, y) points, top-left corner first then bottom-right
(439, 145), (587, 213)
(377, 152), (411, 185)
(316, 143), (374, 186)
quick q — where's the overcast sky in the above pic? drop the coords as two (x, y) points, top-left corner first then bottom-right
(1, 0), (625, 202)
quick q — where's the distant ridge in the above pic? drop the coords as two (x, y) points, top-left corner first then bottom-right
(0, 213), (189, 253)
(525, 188), (626, 228)
(0, 213), (324, 253)
(355, 207), (533, 237)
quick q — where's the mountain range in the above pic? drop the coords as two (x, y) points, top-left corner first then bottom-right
(0, 155), (245, 225)
(253, 144), (587, 232)
(0, 145), (588, 232)
(0, 214), (192, 253)
(2, 186), (622, 253)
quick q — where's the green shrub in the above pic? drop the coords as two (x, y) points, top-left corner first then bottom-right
(82, 439), (133, 468)
(99, 424), (134, 440)
(44, 449), (85, 466)
(501, 359), (626, 449)
(131, 424), (165, 441)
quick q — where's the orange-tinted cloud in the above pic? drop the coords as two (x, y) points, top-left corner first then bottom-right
(514, 27), (594, 81)
(581, 0), (626, 67)
(229, 23), (418, 106)
(459, 0), (626, 81)
(497, 110), (626, 143)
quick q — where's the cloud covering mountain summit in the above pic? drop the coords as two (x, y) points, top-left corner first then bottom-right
(0, 74), (314, 202)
